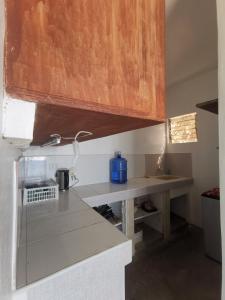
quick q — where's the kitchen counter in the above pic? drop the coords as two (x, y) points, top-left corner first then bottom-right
(17, 176), (193, 290)
(73, 176), (193, 207)
(17, 190), (131, 289)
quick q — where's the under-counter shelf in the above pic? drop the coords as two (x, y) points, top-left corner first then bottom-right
(109, 208), (161, 228)
(171, 213), (187, 232)
(135, 208), (160, 221)
(109, 217), (122, 228)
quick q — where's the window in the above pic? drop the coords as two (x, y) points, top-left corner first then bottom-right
(168, 113), (198, 144)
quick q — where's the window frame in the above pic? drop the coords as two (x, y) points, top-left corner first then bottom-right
(168, 112), (198, 144)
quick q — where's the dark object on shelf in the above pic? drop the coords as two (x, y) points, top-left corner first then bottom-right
(55, 168), (70, 191)
(202, 187), (220, 200)
(141, 201), (157, 213)
(93, 204), (115, 220)
(196, 99), (218, 114)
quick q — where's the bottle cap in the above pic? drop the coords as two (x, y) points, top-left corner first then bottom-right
(115, 151), (121, 158)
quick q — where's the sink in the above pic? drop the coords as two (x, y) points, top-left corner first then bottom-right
(145, 175), (180, 180)
(155, 175), (180, 180)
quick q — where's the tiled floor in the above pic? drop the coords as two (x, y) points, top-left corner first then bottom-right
(126, 225), (221, 300)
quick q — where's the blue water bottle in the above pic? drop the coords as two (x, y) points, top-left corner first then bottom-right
(110, 151), (127, 184)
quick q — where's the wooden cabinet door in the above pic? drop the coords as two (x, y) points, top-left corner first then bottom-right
(5, 0), (165, 121)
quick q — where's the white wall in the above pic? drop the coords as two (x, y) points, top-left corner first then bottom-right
(217, 1), (225, 299)
(167, 69), (219, 227)
(24, 123), (166, 156)
(0, 0), (21, 298)
(166, 0), (217, 87)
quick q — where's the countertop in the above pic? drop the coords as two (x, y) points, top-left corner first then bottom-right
(17, 176), (193, 288)
(17, 191), (130, 288)
(73, 176), (193, 207)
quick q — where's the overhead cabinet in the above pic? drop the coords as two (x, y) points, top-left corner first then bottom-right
(4, 0), (165, 145)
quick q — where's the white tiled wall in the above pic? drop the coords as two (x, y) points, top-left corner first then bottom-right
(19, 154), (146, 187)
(21, 123), (166, 186)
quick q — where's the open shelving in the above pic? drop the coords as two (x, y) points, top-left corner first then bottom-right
(109, 207), (161, 228)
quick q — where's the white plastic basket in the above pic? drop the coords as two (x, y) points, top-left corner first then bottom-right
(23, 179), (59, 205)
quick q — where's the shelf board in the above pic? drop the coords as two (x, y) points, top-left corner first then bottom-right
(134, 208), (160, 221)
(108, 208), (160, 227)
(196, 99), (218, 114)
(109, 217), (122, 227)
(171, 213), (187, 232)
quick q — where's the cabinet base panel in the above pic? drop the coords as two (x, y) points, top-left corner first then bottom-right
(32, 103), (164, 145)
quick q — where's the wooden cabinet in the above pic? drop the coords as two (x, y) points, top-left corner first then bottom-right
(5, 0), (165, 145)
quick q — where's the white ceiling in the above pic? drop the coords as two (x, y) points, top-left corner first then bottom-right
(166, 0), (218, 87)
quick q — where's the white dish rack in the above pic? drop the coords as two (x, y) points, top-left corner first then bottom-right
(23, 179), (59, 205)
